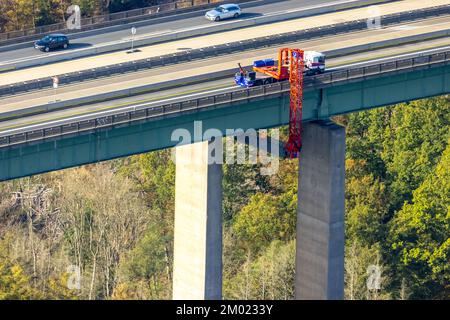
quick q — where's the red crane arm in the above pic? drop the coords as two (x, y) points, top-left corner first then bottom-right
(285, 49), (304, 158)
(250, 47), (305, 157)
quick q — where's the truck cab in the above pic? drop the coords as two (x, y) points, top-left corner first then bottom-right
(304, 51), (325, 74)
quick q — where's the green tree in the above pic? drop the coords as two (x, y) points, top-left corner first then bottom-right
(34, 0), (60, 26)
(345, 109), (389, 180)
(232, 192), (296, 253)
(223, 162), (271, 222)
(382, 97), (450, 211)
(346, 173), (388, 246)
(388, 139), (450, 299)
(116, 225), (170, 299)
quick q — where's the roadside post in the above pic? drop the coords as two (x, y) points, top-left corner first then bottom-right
(130, 27), (137, 53)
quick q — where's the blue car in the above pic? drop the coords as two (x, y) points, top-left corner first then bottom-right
(34, 34), (69, 52)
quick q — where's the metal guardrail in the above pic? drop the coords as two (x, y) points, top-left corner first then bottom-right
(1, 4), (448, 97)
(0, 0), (395, 46)
(0, 50), (448, 148)
(0, 0), (229, 44)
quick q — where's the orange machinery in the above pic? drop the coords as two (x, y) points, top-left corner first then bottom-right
(252, 48), (305, 158)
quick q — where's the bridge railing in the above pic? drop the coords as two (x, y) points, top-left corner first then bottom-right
(0, 50), (449, 148)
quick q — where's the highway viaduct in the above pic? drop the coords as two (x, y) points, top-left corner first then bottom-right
(0, 0), (449, 300)
(0, 49), (448, 299)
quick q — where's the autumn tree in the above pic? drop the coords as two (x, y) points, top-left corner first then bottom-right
(224, 240), (295, 300)
(59, 164), (151, 299)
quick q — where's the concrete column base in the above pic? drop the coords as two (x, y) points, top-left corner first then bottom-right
(295, 121), (346, 300)
(172, 140), (223, 300)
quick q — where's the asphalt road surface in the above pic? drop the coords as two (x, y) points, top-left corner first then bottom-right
(0, 0), (336, 63)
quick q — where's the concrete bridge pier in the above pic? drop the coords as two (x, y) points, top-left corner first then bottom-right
(172, 140), (223, 300)
(295, 121), (346, 300)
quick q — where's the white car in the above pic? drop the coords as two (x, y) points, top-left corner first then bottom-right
(205, 4), (241, 22)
